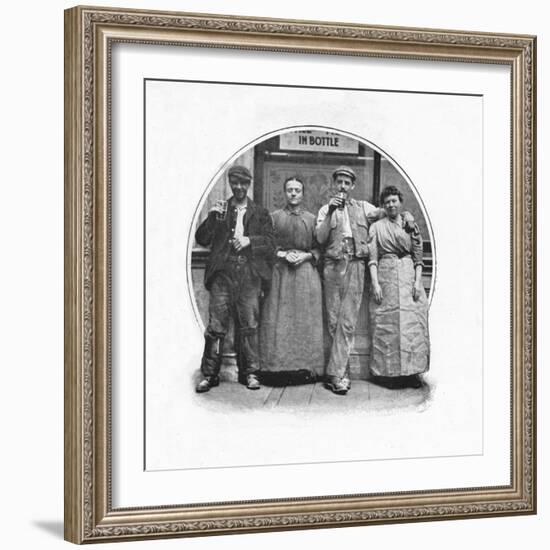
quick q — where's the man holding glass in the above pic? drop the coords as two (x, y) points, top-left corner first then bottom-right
(316, 166), (415, 395)
(194, 165), (274, 393)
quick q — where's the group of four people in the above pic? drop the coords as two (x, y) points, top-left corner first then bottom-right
(195, 163), (430, 396)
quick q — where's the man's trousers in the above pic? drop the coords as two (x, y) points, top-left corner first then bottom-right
(323, 258), (366, 381)
(200, 263), (261, 378)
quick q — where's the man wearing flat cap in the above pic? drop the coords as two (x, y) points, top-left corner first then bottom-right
(316, 166), (414, 395)
(195, 164), (274, 393)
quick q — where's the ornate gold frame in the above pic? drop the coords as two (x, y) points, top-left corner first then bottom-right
(64, 5), (536, 544)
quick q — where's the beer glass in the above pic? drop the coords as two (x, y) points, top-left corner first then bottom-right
(336, 191), (346, 210)
(216, 199), (228, 221)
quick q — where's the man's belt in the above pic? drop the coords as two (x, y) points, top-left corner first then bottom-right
(380, 252), (411, 260)
(325, 255), (365, 262)
(342, 237), (356, 257)
(227, 255), (249, 265)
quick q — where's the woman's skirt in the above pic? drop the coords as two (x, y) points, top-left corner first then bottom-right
(259, 260), (325, 378)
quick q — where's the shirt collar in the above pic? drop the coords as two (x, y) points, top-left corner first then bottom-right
(230, 197), (248, 210)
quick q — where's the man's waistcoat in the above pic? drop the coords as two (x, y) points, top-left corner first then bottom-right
(324, 200), (371, 260)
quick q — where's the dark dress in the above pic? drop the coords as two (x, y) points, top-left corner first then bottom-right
(259, 207), (325, 381)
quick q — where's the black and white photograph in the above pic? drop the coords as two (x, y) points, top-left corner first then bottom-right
(190, 129), (434, 402)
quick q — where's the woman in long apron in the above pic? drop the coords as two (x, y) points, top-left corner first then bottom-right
(368, 185), (430, 389)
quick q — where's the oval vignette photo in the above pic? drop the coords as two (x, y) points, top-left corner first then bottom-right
(188, 127), (435, 409)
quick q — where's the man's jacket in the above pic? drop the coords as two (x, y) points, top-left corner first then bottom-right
(195, 197), (275, 290)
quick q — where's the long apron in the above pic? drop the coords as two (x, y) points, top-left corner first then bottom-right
(369, 254), (429, 377)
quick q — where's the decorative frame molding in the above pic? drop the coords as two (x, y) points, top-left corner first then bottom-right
(64, 5), (536, 544)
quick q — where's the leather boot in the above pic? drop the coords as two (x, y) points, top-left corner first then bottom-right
(195, 376), (220, 393)
(199, 334), (224, 378)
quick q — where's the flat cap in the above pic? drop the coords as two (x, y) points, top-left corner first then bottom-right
(332, 165), (356, 181)
(227, 164), (252, 182)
